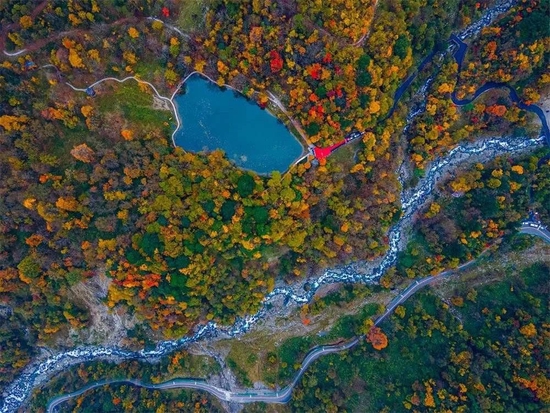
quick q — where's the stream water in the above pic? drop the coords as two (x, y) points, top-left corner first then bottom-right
(450, 34), (550, 144)
(2, 1), (548, 411)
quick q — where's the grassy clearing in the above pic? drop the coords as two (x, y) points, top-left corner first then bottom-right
(328, 137), (362, 171)
(96, 82), (172, 131)
(179, 353), (222, 378)
(49, 123), (91, 163)
(221, 296), (382, 387)
(176, 0), (208, 31)
(133, 61), (165, 80)
(48, 80), (173, 169)
(225, 330), (276, 384)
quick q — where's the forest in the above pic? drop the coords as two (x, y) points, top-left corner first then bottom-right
(0, 0), (549, 401)
(390, 148), (550, 286)
(288, 261), (550, 412)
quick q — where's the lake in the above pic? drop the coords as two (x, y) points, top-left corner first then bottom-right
(173, 75), (304, 174)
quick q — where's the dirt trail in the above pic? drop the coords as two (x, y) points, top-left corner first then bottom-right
(1, 15), (137, 58)
(0, 0), (51, 53)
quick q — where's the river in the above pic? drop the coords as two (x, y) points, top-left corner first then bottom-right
(2, 0), (548, 411)
(450, 34), (550, 144)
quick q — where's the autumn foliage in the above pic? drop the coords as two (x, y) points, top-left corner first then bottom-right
(366, 326), (388, 350)
(0, 0), (548, 396)
(70, 143), (95, 163)
(269, 50), (283, 73)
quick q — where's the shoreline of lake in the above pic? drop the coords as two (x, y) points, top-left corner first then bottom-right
(172, 74), (306, 175)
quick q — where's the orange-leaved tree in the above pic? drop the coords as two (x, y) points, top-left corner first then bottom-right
(366, 326), (388, 350)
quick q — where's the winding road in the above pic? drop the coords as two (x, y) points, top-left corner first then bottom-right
(519, 222), (550, 243)
(44, 337), (362, 411)
(46, 337), (361, 411)
(375, 222), (550, 327)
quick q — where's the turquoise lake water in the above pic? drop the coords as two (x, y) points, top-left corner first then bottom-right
(173, 76), (304, 174)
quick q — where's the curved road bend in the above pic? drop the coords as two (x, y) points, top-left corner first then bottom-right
(375, 250), (487, 325)
(47, 339), (359, 411)
(47, 222), (549, 412)
(377, 222), (549, 324)
(519, 225), (550, 243)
